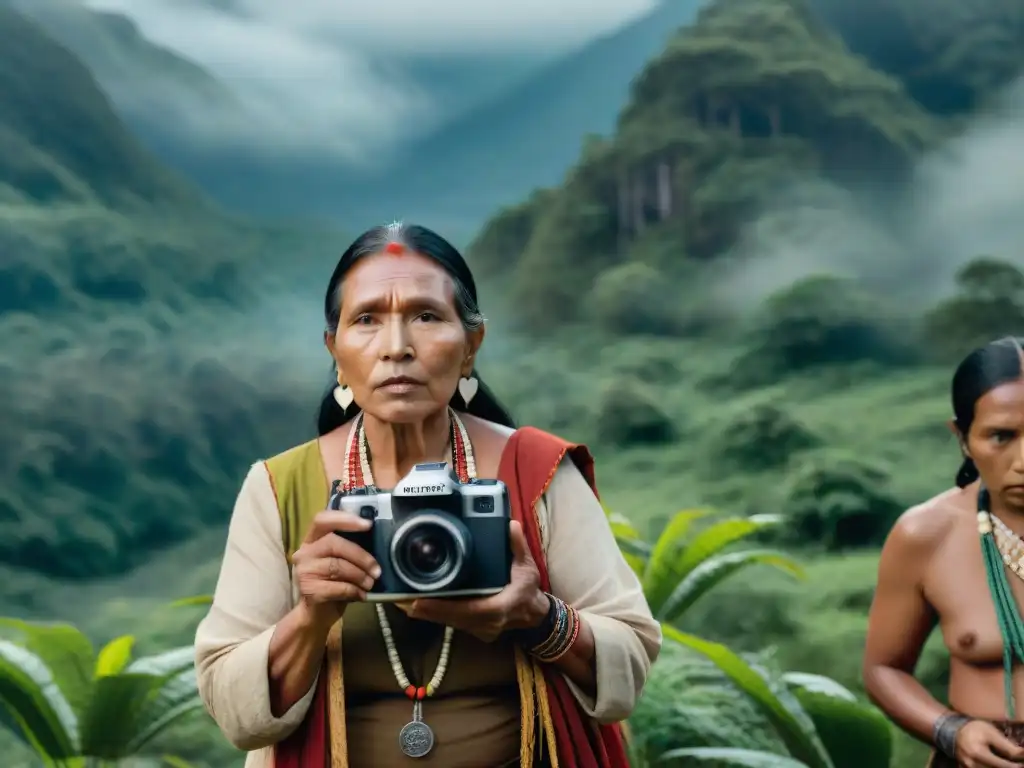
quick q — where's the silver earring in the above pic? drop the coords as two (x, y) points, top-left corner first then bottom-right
(333, 384), (354, 410)
(458, 375), (478, 405)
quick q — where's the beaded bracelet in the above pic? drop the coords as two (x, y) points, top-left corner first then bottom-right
(529, 596), (580, 663)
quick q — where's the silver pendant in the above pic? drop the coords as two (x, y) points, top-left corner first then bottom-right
(399, 700), (434, 758)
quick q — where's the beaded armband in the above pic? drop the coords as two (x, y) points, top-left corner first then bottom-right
(521, 594), (580, 663)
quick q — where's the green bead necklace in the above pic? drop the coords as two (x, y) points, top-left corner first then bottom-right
(978, 486), (1024, 718)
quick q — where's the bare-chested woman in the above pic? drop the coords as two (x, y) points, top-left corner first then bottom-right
(864, 336), (1024, 768)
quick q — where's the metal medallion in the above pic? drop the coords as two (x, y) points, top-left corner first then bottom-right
(398, 719), (434, 758)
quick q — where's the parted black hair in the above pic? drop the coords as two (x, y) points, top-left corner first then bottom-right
(317, 222), (515, 435)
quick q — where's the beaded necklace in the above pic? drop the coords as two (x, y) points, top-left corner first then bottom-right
(977, 486), (1024, 718)
(342, 408), (475, 758)
(991, 514), (1024, 582)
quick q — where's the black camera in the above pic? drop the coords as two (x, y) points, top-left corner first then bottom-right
(331, 462), (512, 600)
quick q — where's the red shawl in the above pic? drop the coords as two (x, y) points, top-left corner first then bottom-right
(275, 426), (630, 767)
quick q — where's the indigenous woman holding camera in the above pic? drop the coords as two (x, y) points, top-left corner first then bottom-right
(864, 336), (1024, 767)
(194, 223), (661, 768)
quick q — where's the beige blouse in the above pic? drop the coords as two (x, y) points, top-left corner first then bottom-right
(195, 453), (662, 768)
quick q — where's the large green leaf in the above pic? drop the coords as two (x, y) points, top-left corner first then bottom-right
(783, 674), (857, 703)
(661, 627), (833, 768)
(672, 515), (785, 582)
(0, 619), (94, 719)
(644, 509), (712, 611)
(0, 640), (79, 759)
(603, 506), (650, 577)
(603, 505), (643, 541)
(128, 667), (203, 755)
(78, 673), (162, 758)
(658, 549), (805, 622)
(126, 647), (196, 678)
(94, 636), (135, 678)
(658, 746), (811, 766)
(783, 673), (893, 768)
(78, 644), (201, 760)
(632, 642), (788, 758)
(168, 596), (213, 609)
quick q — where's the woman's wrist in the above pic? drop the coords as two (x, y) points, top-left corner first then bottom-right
(933, 712), (971, 757)
(510, 592), (581, 663)
(526, 589), (553, 628)
(295, 599), (342, 641)
(509, 592), (555, 648)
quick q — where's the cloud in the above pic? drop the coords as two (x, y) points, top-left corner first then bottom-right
(82, 0), (657, 163)
(153, 0), (660, 53)
(714, 79), (1024, 311)
(83, 0), (428, 163)
(909, 84), (1024, 287)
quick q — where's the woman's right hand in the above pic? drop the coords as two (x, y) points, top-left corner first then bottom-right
(291, 511), (381, 625)
(955, 720), (1024, 767)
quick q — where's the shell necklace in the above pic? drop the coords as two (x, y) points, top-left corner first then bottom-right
(990, 513), (1024, 583)
(344, 408), (475, 758)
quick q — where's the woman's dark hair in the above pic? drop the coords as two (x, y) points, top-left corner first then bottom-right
(951, 335), (1024, 487)
(317, 222), (515, 435)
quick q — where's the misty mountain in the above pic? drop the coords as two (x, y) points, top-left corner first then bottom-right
(347, 0), (709, 231)
(6, 0), (239, 122)
(39, 0), (705, 236)
(0, 4), (204, 210)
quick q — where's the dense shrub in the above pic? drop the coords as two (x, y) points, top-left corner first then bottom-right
(604, 341), (684, 385)
(595, 377), (676, 446)
(589, 262), (679, 336)
(736, 275), (910, 384)
(922, 257), (1024, 361)
(712, 403), (820, 471)
(781, 452), (903, 550)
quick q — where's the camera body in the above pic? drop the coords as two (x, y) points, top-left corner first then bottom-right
(332, 462), (512, 600)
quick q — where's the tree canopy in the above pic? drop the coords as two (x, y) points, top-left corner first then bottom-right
(469, 0), (948, 330)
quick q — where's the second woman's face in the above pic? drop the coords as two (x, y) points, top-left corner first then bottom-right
(968, 379), (1024, 509)
(327, 251), (481, 425)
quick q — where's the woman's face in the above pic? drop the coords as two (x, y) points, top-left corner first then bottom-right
(965, 379), (1024, 509)
(326, 251), (482, 425)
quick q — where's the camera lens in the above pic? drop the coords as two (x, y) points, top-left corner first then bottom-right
(405, 526), (452, 577)
(391, 513), (471, 593)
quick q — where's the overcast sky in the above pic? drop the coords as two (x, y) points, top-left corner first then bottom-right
(83, 0), (659, 159)
(85, 0), (659, 53)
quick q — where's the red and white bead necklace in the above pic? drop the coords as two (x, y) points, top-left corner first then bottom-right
(342, 407), (475, 758)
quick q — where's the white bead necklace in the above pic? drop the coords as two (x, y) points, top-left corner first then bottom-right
(347, 408), (475, 758)
(989, 513), (1024, 583)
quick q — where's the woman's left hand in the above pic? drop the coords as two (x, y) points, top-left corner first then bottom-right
(396, 520), (550, 643)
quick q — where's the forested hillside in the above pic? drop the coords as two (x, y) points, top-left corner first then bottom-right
(0, 5), (336, 582)
(0, 7), (204, 210)
(468, 0), (1019, 330)
(4, 0), (234, 119)
(811, 0), (1024, 115)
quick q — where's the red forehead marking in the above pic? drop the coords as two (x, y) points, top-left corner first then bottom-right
(384, 241), (405, 255)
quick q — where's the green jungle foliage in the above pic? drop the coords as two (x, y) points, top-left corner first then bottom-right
(2, 0), (1023, 764)
(0, 619), (199, 766)
(809, 0), (1024, 115)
